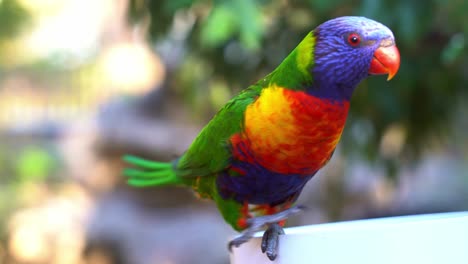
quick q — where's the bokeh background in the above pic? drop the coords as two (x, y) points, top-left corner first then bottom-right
(0, 0), (467, 263)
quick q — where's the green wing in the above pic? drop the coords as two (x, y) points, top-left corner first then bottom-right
(175, 83), (263, 177)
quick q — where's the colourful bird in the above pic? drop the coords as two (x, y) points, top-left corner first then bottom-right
(123, 16), (400, 261)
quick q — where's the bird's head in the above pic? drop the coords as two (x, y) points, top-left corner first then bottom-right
(309, 16), (400, 100)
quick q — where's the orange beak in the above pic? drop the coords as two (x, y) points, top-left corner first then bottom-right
(368, 43), (400, 80)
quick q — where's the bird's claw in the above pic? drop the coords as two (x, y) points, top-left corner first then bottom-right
(261, 223), (285, 260)
(228, 205), (305, 260)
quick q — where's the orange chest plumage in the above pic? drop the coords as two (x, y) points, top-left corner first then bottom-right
(236, 86), (350, 175)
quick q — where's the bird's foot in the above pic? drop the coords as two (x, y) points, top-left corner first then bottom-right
(228, 205), (305, 258)
(261, 223), (285, 260)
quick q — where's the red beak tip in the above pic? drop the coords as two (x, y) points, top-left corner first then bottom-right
(369, 44), (400, 80)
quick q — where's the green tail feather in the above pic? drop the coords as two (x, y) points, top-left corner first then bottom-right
(123, 155), (184, 187)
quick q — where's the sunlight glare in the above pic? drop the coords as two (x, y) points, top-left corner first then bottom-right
(99, 42), (165, 94)
(21, 0), (113, 59)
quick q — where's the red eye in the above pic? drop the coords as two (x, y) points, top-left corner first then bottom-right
(347, 33), (361, 46)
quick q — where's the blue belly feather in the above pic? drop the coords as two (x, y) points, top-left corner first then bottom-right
(216, 158), (315, 205)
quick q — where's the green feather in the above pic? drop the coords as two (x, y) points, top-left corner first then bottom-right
(175, 85), (261, 177)
(269, 31), (315, 89)
(123, 155), (172, 169)
(123, 155), (183, 187)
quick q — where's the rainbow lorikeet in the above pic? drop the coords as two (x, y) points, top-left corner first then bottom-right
(124, 16), (400, 260)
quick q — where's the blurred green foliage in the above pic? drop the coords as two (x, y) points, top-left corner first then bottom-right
(0, 0), (29, 42)
(16, 146), (55, 182)
(136, 0), (468, 172)
(200, 0), (263, 50)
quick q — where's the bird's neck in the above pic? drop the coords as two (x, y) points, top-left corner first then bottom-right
(266, 32), (315, 92)
(268, 31), (359, 102)
(305, 77), (358, 101)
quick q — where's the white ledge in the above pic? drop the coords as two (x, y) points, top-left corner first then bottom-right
(230, 211), (468, 264)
